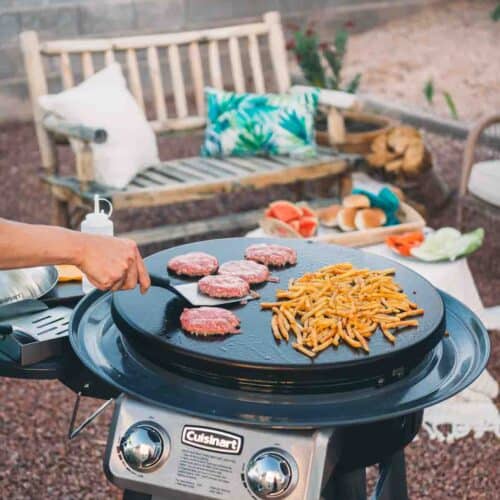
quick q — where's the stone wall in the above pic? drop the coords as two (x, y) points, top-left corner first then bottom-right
(0, 0), (442, 121)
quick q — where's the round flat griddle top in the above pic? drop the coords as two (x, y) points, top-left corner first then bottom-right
(111, 238), (445, 388)
(69, 290), (489, 428)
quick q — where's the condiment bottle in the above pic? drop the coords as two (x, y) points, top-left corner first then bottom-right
(81, 194), (113, 294)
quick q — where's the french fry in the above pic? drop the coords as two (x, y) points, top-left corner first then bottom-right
(262, 263), (423, 359)
(271, 316), (281, 341)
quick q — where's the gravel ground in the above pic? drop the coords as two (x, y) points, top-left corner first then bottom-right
(344, 0), (500, 123)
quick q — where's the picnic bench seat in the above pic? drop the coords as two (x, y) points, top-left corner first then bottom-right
(20, 11), (354, 243)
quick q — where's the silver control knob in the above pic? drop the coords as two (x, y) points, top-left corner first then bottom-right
(119, 422), (169, 472)
(246, 449), (298, 498)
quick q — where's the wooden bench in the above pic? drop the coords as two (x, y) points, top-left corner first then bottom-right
(20, 11), (354, 242)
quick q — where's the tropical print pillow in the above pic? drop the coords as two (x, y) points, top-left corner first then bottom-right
(201, 87), (319, 158)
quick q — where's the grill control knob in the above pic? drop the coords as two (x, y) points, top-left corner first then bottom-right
(245, 449), (298, 498)
(119, 422), (169, 472)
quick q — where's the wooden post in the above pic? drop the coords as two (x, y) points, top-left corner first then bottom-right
(263, 11), (291, 93)
(248, 34), (265, 93)
(20, 31), (58, 173)
(147, 46), (168, 122)
(60, 52), (74, 89)
(228, 37), (245, 92)
(327, 107), (346, 145)
(189, 42), (205, 115)
(126, 48), (145, 112)
(74, 140), (95, 192)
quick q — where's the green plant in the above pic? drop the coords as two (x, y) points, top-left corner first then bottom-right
(288, 24), (361, 93)
(443, 91), (458, 120)
(423, 79), (434, 105)
(491, 4), (500, 21)
(422, 79), (459, 120)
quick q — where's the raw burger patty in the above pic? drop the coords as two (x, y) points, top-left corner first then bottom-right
(167, 252), (218, 277)
(245, 243), (297, 267)
(218, 260), (269, 284)
(198, 275), (250, 299)
(180, 307), (240, 336)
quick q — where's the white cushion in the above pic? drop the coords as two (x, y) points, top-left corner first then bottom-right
(468, 160), (500, 207)
(39, 63), (159, 189)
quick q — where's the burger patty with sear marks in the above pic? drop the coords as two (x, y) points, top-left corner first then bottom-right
(245, 243), (297, 267)
(167, 252), (218, 277)
(218, 260), (270, 284)
(198, 275), (250, 299)
(180, 307), (240, 336)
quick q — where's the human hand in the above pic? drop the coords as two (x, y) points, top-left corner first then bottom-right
(75, 233), (150, 293)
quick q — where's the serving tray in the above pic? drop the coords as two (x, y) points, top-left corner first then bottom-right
(260, 202), (425, 247)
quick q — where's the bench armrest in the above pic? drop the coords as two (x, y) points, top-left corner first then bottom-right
(290, 85), (360, 110)
(42, 113), (107, 144)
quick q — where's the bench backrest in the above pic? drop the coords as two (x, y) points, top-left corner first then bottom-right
(21, 11), (291, 142)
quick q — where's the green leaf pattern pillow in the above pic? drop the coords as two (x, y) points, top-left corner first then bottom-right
(201, 87), (319, 158)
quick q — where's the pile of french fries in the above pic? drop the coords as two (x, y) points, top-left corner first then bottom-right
(261, 263), (424, 358)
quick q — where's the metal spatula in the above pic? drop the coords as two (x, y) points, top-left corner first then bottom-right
(149, 274), (258, 307)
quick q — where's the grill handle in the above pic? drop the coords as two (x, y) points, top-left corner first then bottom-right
(149, 273), (187, 302)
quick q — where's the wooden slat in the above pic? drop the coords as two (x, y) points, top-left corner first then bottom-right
(189, 42), (205, 115)
(227, 157), (273, 171)
(179, 158), (225, 178)
(104, 49), (115, 65)
(154, 161), (207, 182)
(113, 158), (347, 209)
(81, 51), (94, 79)
(208, 40), (223, 89)
(149, 164), (190, 183)
(198, 158), (251, 176)
(264, 12), (291, 93)
(228, 37), (245, 92)
(41, 23), (269, 54)
(147, 46), (167, 122)
(126, 48), (145, 112)
(60, 52), (74, 89)
(168, 44), (188, 118)
(170, 160), (217, 181)
(180, 158), (241, 179)
(137, 170), (170, 186)
(248, 34), (265, 93)
(148, 167), (180, 184)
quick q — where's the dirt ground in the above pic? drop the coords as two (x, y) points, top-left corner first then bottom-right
(344, 0), (500, 122)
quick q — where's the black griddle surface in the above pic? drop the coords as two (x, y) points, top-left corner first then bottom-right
(112, 238), (445, 381)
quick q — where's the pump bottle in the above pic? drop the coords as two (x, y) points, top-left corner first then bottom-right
(81, 195), (114, 294)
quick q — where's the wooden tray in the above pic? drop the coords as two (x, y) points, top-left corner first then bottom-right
(259, 202), (425, 247)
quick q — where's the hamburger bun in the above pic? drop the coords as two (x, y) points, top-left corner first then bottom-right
(342, 194), (370, 209)
(318, 204), (341, 227)
(337, 207), (358, 231)
(354, 208), (387, 230)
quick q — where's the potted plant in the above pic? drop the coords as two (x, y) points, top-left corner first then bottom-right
(288, 24), (393, 154)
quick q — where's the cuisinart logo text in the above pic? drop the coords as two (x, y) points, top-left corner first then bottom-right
(181, 426), (243, 455)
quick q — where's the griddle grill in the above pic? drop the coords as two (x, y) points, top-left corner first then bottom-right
(110, 238), (446, 394)
(64, 238), (490, 500)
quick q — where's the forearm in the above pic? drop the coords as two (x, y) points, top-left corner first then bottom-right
(0, 218), (84, 269)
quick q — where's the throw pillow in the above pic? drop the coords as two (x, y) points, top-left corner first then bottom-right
(39, 63), (159, 189)
(201, 87), (319, 158)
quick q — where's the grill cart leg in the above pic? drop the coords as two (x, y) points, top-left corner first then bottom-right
(123, 490), (151, 500)
(322, 449), (409, 500)
(371, 449), (408, 500)
(323, 467), (367, 500)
